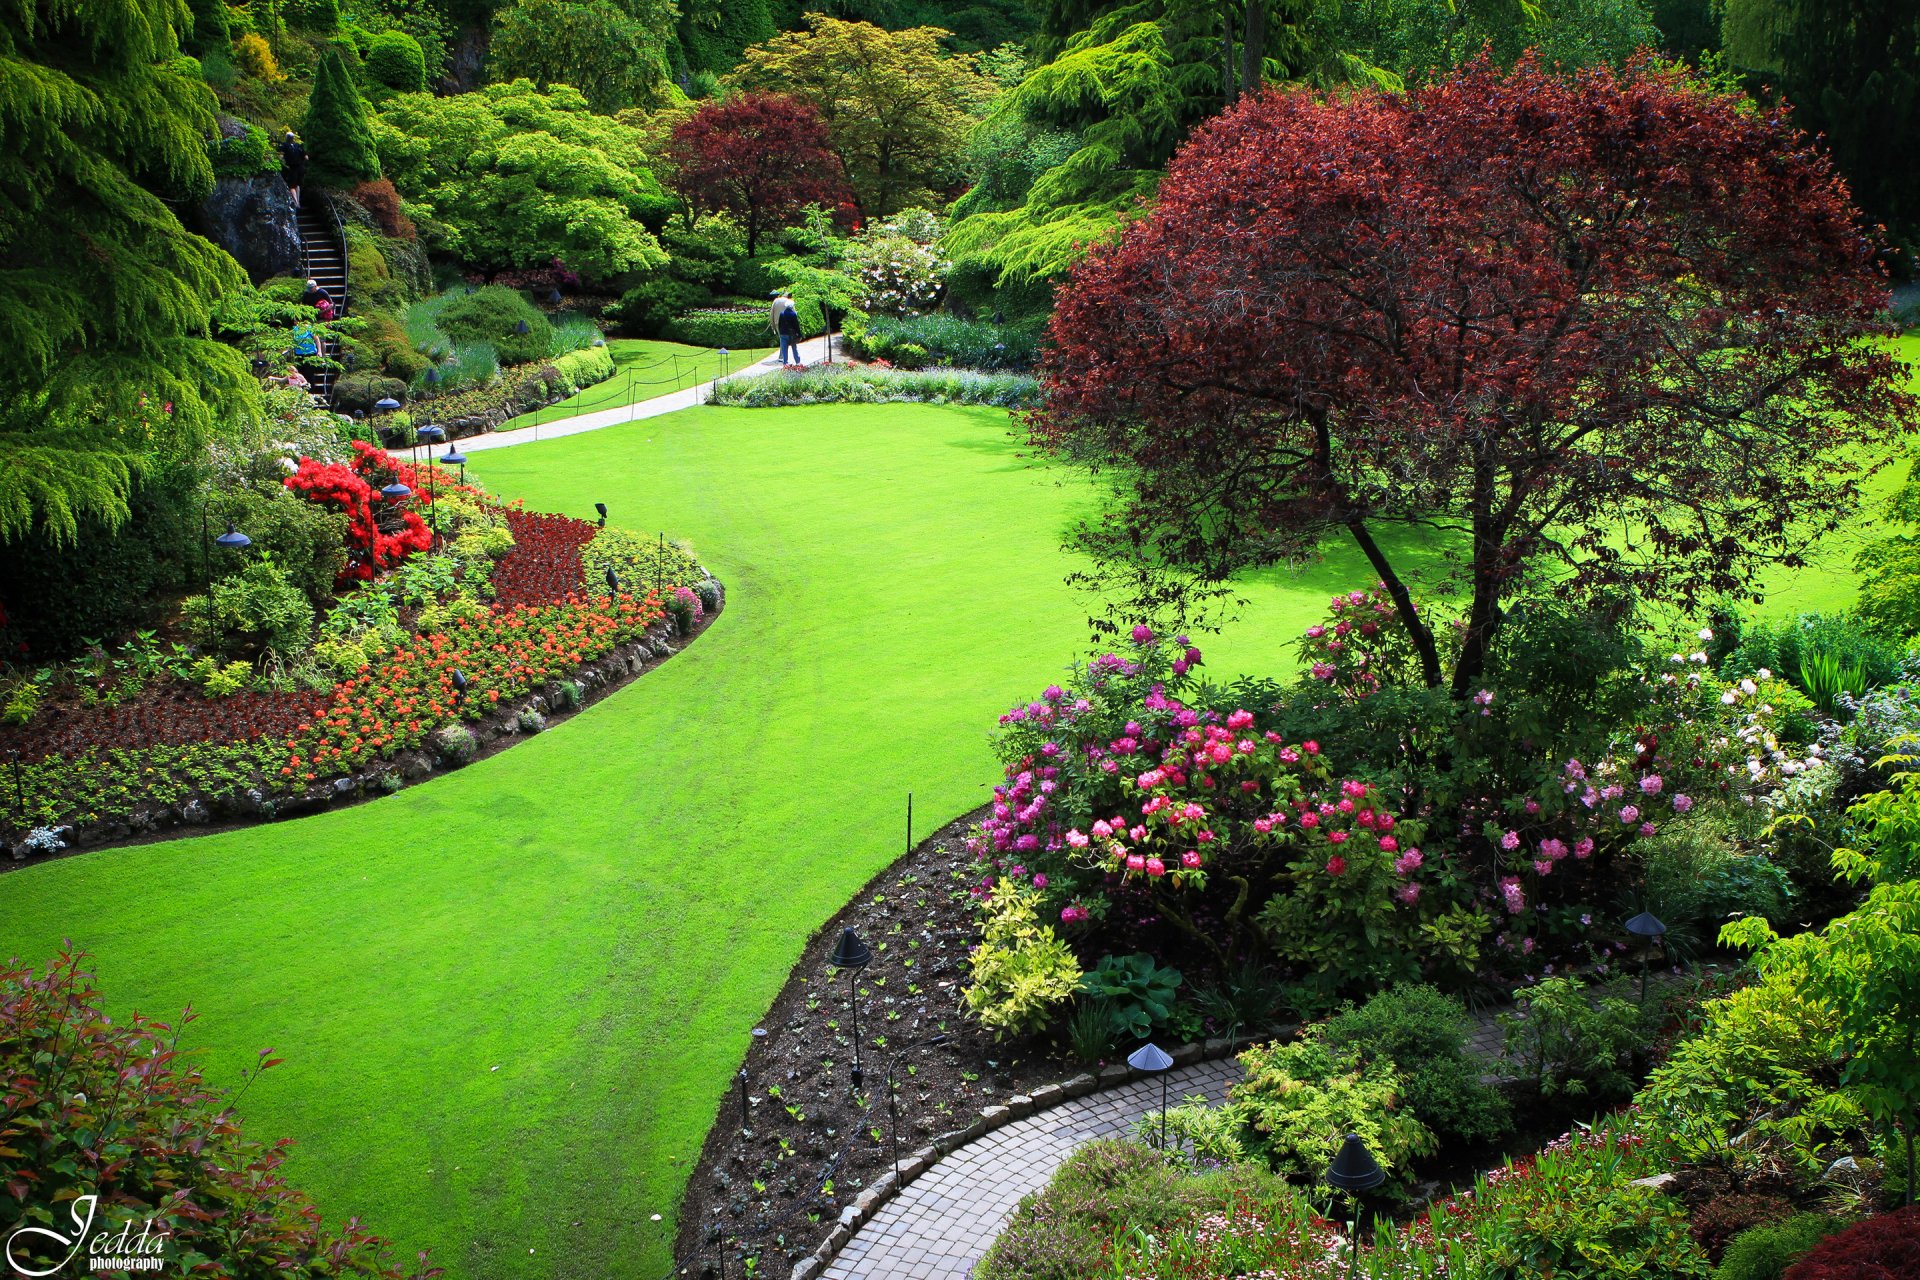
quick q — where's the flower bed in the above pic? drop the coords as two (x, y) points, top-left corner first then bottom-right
(0, 481), (720, 861)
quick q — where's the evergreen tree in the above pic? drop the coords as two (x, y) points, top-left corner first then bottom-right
(0, 0), (256, 545)
(490, 0), (676, 112)
(302, 44), (381, 187)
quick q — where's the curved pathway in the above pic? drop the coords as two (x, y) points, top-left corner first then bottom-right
(822, 1059), (1241, 1280)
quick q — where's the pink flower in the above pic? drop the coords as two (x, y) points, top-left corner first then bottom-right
(1619, 804), (1640, 824)
(1574, 837), (1594, 859)
(1126, 854), (1146, 871)
(1328, 830), (1349, 844)
(1227, 709), (1254, 731)
(1181, 850), (1202, 869)
(1540, 838), (1567, 861)
(1379, 835), (1399, 853)
(1060, 904), (1088, 924)
(1145, 857), (1166, 877)
(1091, 820), (1112, 838)
(1065, 829), (1089, 848)
(1639, 822), (1657, 837)
(1253, 817), (1273, 834)
(1302, 740), (1319, 755)
(1534, 859), (1553, 876)
(1500, 830), (1521, 851)
(1311, 662), (1336, 680)
(1131, 624), (1154, 643)
(1326, 855), (1348, 876)
(1500, 878), (1526, 914)
(1639, 774), (1664, 795)
(1524, 799), (1541, 815)
(1521, 936), (1536, 955)
(1043, 684), (1064, 701)
(1394, 848), (1423, 875)
(1306, 625), (1326, 639)
(1300, 812), (1319, 828)
(1672, 794), (1693, 813)
(1395, 882), (1422, 904)
(1033, 873), (1048, 888)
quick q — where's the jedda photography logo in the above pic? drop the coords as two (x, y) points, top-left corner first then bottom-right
(5, 1196), (169, 1276)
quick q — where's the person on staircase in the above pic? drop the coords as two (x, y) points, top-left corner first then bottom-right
(302, 279), (335, 322)
(280, 131), (308, 209)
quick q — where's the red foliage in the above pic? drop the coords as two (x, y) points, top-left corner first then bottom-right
(1782, 1206), (1920, 1280)
(285, 440), (433, 583)
(667, 92), (852, 255)
(351, 178), (416, 240)
(490, 508), (598, 607)
(0, 688), (325, 760)
(1691, 1193), (1798, 1261)
(0, 948), (438, 1279)
(1032, 55), (1914, 697)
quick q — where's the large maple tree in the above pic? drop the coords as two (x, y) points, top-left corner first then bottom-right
(1032, 54), (1914, 696)
(666, 91), (850, 256)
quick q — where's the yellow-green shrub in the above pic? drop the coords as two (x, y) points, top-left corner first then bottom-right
(963, 882), (1082, 1040)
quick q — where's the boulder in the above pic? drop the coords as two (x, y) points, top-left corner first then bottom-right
(197, 175), (303, 282)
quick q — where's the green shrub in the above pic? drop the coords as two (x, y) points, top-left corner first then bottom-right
(287, 0), (339, 31)
(546, 314), (602, 358)
(300, 45), (379, 188)
(435, 287), (552, 365)
(708, 364), (1038, 408)
(1499, 974), (1644, 1103)
(365, 30), (424, 91)
(962, 881), (1083, 1041)
(1716, 1214), (1843, 1280)
(976, 1141), (1190, 1280)
(551, 344), (615, 394)
(1225, 1028), (1435, 1191)
(661, 298), (820, 350)
(209, 122), (277, 177)
(611, 275), (709, 337)
(1722, 613), (1904, 712)
(332, 370), (409, 413)
(850, 312), (1041, 369)
(516, 707), (546, 734)
(579, 528), (700, 596)
(1323, 984), (1513, 1148)
(1642, 813), (1797, 939)
(1077, 953), (1181, 1041)
(182, 558), (315, 659)
(204, 485), (349, 604)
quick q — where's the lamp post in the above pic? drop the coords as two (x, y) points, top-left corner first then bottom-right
(830, 927), (872, 1088)
(443, 444), (466, 487)
(451, 668), (469, 710)
(1625, 911), (1668, 1004)
(604, 566), (620, 598)
(374, 396), (402, 448)
(1326, 1133), (1385, 1279)
(881, 1033), (950, 1179)
(204, 517), (252, 653)
(1127, 1042), (1175, 1150)
(372, 481), (410, 576)
(416, 425), (445, 547)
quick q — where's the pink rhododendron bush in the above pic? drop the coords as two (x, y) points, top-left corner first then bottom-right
(965, 591), (1818, 1025)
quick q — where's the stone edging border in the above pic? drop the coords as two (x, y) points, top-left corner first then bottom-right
(787, 1022), (1291, 1280)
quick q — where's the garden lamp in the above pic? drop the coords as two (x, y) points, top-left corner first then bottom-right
(425, 368), (439, 387)
(214, 522), (251, 552)
(604, 566), (619, 597)
(1625, 911), (1668, 1004)
(830, 927), (872, 1088)
(342, 351), (358, 371)
(595, 502), (608, 528)
(381, 481), (411, 503)
(374, 397), (402, 413)
(417, 424), (444, 444)
(883, 1033), (950, 1179)
(443, 444), (466, 486)
(250, 354), (268, 376)
(1128, 1042), (1175, 1150)
(515, 319), (530, 335)
(451, 669), (469, 707)
(548, 288), (563, 305)
(1327, 1133), (1385, 1279)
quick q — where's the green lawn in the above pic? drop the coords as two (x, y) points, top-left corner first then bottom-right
(496, 339), (776, 434)
(0, 371), (1906, 1278)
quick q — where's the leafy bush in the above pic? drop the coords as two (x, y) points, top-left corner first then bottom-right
(975, 1141), (1196, 1280)
(1693, 1194), (1801, 1261)
(708, 364), (1038, 408)
(662, 297), (821, 349)
(435, 287), (552, 365)
(210, 121), (277, 177)
(1643, 812), (1798, 938)
(233, 31), (282, 81)
(366, 29), (425, 91)
(1077, 953), (1181, 1041)
(963, 881), (1083, 1040)
(546, 314), (602, 359)
(1323, 984), (1512, 1147)
(181, 558), (316, 659)
(578, 528), (701, 596)
(612, 275), (708, 337)
(1780, 1206), (1920, 1279)
(850, 312), (1041, 369)
(0, 949), (432, 1279)
(351, 177), (416, 240)
(1718, 1215), (1844, 1280)
(333, 370), (410, 413)
(1499, 974), (1644, 1103)
(849, 212), (950, 316)
(1225, 1028), (1435, 1191)
(1723, 614), (1904, 713)
(551, 344), (614, 393)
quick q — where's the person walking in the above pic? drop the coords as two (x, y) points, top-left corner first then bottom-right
(772, 291), (803, 368)
(280, 131), (308, 209)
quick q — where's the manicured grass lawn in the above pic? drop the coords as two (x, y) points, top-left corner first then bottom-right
(496, 339), (775, 433)
(0, 348), (1907, 1279)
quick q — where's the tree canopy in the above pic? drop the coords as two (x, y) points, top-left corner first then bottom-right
(372, 79), (671, 280)
(1333, 0), (1664, 79)
(0, 0), (257, 545)
(489, 0), (676, 113)
(1030, 55), (1913, 695)
(667, 92), (852, 255)
(728, 15), (997, 216)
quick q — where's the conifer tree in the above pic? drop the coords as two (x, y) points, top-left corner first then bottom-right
(302, 44), (381, 188)
(0, 0), (257, 545)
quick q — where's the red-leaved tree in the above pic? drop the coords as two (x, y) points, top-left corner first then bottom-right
(1031, 55), (1915, 696)
(667, 91), (850, 256)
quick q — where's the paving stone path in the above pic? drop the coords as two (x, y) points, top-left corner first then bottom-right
(821, 1057), (1240, 1280)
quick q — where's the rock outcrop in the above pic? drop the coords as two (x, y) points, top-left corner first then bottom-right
(198, 174), (303, 282)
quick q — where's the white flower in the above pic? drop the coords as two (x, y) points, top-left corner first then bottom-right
(1739, 678), (1757, 694)
(1689, 651), (1709, 664)
(1721, 691), (1738, 704)
(1699, 627), (1714, 640)
(1757, 667), (1773, 680)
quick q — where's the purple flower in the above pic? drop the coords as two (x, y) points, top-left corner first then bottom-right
(1131, 624), (1154, 643)
(1043, 684), (1064, 701)
(1672, 793), (1693, 813)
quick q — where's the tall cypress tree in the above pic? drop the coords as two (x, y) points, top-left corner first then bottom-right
(301, 44), (381, 188)
(0, 0), (256, 545)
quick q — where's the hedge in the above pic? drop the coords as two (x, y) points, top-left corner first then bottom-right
(662, 297), (822, 350)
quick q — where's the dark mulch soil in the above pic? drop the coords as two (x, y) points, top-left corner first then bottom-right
(673, 805), (1095, 1277)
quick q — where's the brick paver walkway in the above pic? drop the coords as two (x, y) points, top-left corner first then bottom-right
(822, 1058), (1240, 1280)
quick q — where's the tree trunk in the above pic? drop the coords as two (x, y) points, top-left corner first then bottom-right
(1221, 2), (1237, 102)
(1346, 517), (1445, 689)
(1449, 446), (1505, 698)
(1241, 0), (1266, 97)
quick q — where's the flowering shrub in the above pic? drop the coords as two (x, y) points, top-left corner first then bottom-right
(1109, 1188), (1346, 1278)
(849, 211), (949, 317)
(285, 441), (433, 582)
(0, 949), (438, 1279)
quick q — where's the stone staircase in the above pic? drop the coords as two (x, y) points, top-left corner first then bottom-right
(297, 200), (347, 405)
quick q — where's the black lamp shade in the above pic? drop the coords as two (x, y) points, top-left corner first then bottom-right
(451, 669), (469, 692)
(374, 397), (402, 412)
(830, 927), (871, 970)
(1127, 1042), (1173, 1073)
(214, 522), (252, 550)
(514, 319), (530, 335)
(443, 446), (466, 466)
(604, 566), (619, 591)
(1326, 1133), (1386, 1192)
(594, 502), (608, 521)
(1625, 912), (1668, 939)
(381, 482), (411, 501)
(418, 425), (445, 443)
(425, 368), (440, 385)
(549, 288), (563, 304)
